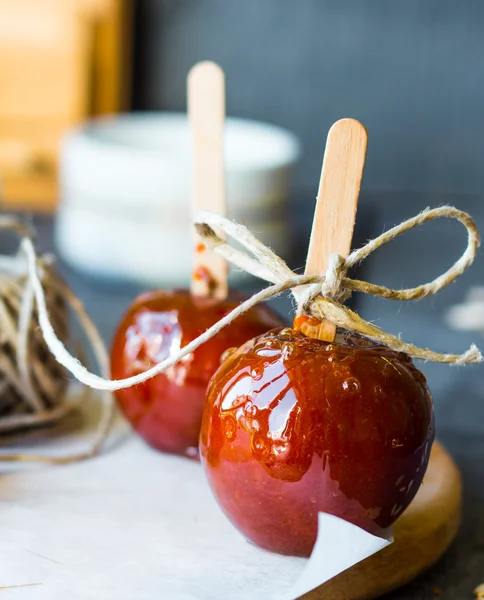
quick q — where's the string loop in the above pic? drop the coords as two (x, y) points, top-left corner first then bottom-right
(20, 205), (483, 394)
(195, 206), (480, 310)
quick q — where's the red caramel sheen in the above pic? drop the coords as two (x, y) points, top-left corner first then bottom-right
(200, 328), (434, 556)
(111, 290), (283, 458)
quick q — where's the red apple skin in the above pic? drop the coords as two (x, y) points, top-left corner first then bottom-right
(110, 290), (284, 459)
(200, 328), (434, 557)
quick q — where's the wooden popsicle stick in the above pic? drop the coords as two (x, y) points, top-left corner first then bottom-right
(296, 118), (368, 342)
(188, 61), (228, 300)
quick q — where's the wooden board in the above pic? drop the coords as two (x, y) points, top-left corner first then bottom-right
(302, 441), (462, 599)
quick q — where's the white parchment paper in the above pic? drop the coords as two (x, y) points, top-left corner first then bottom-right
(0, 398), (391, 600)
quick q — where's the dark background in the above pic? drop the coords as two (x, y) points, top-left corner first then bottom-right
(132, 0), (484, 197)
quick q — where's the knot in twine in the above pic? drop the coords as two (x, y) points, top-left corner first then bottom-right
(19, 205), (482, 397)
(299, 252), (350, 310)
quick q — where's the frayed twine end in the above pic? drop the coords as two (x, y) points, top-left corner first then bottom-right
(455, 344), (483, 365)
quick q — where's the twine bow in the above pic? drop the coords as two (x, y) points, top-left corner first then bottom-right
(194, 205), (482, 364)
(19, 205), (482, 395)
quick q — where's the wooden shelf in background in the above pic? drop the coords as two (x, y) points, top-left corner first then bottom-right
(0, 0), (132, 212)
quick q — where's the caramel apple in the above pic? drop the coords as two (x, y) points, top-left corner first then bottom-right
(111, 290), (283, 458)
(110, 63), (286, 458)
(200, 328), (434, 556)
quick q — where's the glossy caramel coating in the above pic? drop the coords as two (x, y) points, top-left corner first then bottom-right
(200, 328), (434, 556)
(111, 290), (283, 458)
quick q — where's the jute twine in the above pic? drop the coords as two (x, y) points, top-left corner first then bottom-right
(0, 217), (114, 464)
(17, 205), (482, 398)
(0, 219), (69, 431)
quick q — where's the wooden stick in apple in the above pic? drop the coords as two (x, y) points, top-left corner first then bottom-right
(200, 119), (436, 560)
(110, 61), (284, 459)
(188, 61), (228, 300)
(296, 118), (368, 342)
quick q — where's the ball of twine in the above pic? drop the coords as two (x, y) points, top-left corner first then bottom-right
(0, 217), (113, 464)
(0, 253), (69, 432)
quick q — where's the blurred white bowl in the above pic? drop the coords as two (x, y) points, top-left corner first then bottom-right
(55, 112), (300, 286)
